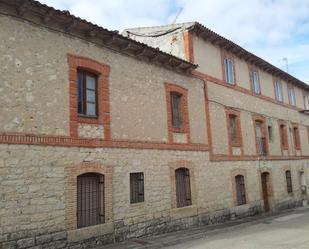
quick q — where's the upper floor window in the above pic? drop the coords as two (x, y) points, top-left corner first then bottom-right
(228, 113), (241, 146)
(250, 70), (260, 94)
(130, 172), (145, 204)
(279, 124), (288, 149)
(293, 126), (301, 150)
(304, 94), (309, 110)
(224, 57), (235, 84)
(235, 175), (247, 205)
(288, 85), (296, 106)
(175, 168), (192, 208)
(171, 92), (182, 129)
(255, 120), (268, 156)
(274, 80), (283, 102)
(77, 70), (98, 117)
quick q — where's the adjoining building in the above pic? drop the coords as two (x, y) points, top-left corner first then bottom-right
(0, 1), (308, 248)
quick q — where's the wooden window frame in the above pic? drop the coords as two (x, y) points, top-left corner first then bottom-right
(253, 115), (269, 156)
(67, 54), (111, 140)
(273, 79), (283, 102)
(287, 84), (296, 106)
(278, 120), (289, 152)
(165, 83), (190, 143)
(130, 172), (145, 204)
(292, 124), (301, 150)
(77, 69), (98, 118)
(248, 65), (261, 95)
(285, 170), (293, 194)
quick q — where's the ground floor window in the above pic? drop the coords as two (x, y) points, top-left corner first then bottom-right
(235, 175), (246, 205)
(175, 168), (192, 208)
(77, 173), (104, 228)
(130, 172), (144, 203)
(285, 170), (293, 193)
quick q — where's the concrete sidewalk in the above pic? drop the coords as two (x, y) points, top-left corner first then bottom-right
(96, 206), (309, 249)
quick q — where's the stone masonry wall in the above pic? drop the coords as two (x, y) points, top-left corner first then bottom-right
(0, 144), (308, 248)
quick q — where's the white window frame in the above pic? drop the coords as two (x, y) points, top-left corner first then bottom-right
(251, 70), (260, 94)
(224, 58), (235, 84)
(288, 85), (296, 106)
(275, 80), (283, 102)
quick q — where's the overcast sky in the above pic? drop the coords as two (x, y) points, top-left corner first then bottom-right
(40, 0), (309, 84)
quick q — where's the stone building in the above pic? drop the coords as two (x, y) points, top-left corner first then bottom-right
(0, 1), (308, 248)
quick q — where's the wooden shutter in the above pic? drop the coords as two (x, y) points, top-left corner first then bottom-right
(130, 173), (144, 203)
(77, 173), (104, 228)
(175, 168), (192, 208)
(235, 175), (246, 205)
(171, 93), (182, 129)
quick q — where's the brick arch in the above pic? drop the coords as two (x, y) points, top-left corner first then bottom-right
(65, 161), (113, 230)
(231, 168), (249, 206)
(169, 160), (196, 209)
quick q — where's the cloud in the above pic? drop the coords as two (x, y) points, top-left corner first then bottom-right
(39, 0), (309, 83)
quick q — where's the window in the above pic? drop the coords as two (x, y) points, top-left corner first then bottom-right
(77, 70), (98, 116)
(228, 114), (241, 145)
(255, 120), (267, 156)
(274, 80), (283, 102)
(293, 126), (300, 150)
(285, 170), (293, 193)
(77, 173), (104, 228)
(288, 85), (296, 106)
(171, 92), (182, 129)
(268, 125), (273, 142)
(175, 168), (192, 208)
(130, 172), (144, 204)
(235, 175), (246, 205)
(251, 70), (260, 94)
(279, 124), (288, 149)
(304, 95), (309, 110)
(224, 57), (235, 84)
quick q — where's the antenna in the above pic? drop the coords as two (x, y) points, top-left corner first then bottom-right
(172, 8), (183, 24)
(282, 57), (289, 73)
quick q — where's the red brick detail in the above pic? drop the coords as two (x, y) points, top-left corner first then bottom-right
(277, 120), (289, 155)
(165, 83), (190, 143)
(221, 50), (237, 85)
(252, 115), (269, 156)
(67, 54), (111, 140)
(192, 70), (302, 111)
(0, 133), (208, 151)
(225, 108), (243, 156)
(65, 162), (113, 230)
(231, 169), (249, 206)
(169, 160), (196, 209)
(183, 31), (194, 63)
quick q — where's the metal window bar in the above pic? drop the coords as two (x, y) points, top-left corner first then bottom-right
(257, 137), (267, 156)
(235, 175), (246, 205)
(286, 171), (293, 193)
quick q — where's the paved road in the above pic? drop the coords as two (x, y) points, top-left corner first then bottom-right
(101, 207), (309, 249)
(164, 208), (309, 249)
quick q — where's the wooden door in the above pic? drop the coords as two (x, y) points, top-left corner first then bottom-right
(261, 172), (270, 212)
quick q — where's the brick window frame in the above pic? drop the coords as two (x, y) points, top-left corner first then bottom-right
(65, 162), (113, 230)
(67, 54), (111, 139)
(225, 109), (243, 155)
(169, 160), (196, 209)
(252, 115), (269, 156)
(165, 83), (190, 143)
(292, 123), (301, 151)
(278, 120), (289, 153)
(248, 64), (261, 95)
(231, 169), (249, 206)
(221, 50), (236, 85)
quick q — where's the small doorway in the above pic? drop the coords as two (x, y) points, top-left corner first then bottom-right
(261, 172), (270, 212)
